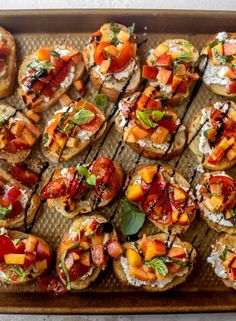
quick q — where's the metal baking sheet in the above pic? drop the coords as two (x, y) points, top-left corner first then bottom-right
(0, 9), (236, 314)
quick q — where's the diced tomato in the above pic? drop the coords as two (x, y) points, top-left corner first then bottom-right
(108, 42), (135, 73)
(23, 252), (36, 267)
(156, 54), (172, 67)
(106, 240), (123, 258)
(211, 108), (223, 127)
(154, 240), (166, 255)
(209, 175), (236, 195)
(42, 86), (53, 97)
(11, 165), (39, 187)
(53, 63), (69, 85)
(229, 267), (236, 281)
(0, 127), (15, 142)
(38, 274), (67, 295)
(94, 42), (110, 65)
(79, 103), (101, 132)
(223, 43), (236, 56)
(227, 79), (236, 94)
(41, 178), (69, 199)
(157, 68), (173, 85)
(0, 47), (11, 57)
(3, 186), (21, 203)
(0, 235), (22, 260)
(68, 178), (80, 196)
(89, 219), (100, 231)
(159, 119), (177, 133)
(69, 262), (90, 281)
(91, 244), (105, 267)
(223, 118), (236, 140)
(208, 146), (225, 164)
(4, 140), (31, 153)
(142, 65), (158, 79)
(36, 241), (51, 267)
(177, 80), (189, 94)
(7, 201), (23, 219)
(14, 242), (25, 254)
(32, 81), (45, 94)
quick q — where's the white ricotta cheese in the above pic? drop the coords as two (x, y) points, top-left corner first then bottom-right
(203, 64), (228, 85)
(207, 249), (228, 278)
(60, 66), (75, 88)
(213, 101), (229, 113)
(137, 139), (169, 152)
(216, 32), (228, 41)
(201, 204), (233, 227)
(77, 130), (92, 141)
(20, 189), (29, 207)
(61, 168), (69, 177)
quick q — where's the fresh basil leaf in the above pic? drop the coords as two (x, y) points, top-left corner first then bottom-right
(13, 266), (25, 279)
(110, 22), (121, 46)
(62, 123), (75, 133)
(76, 165), (89, 177)
(50, 50), (60, 60)
(177, 50), (193, 62)
(145, 257), (168, 276)
(219, 248), (228, 261)
(150, 58), (157, 67)
(209, 40), (222, 49)
(136, 110), (157, 128)
(73, 108), (95, 125)
(183, 40), (192, 48)
(172, 258), (189, 267)
(86, 174), (96, 186)
(128, 23), (135, 35)
(110, 22), (121, 34)
(152, 110), (164, 122)
(121, 198), (145, 235)
(43, 133), (49, 147)
(29, 60), (55, 71)
(94, 94), (108, 112)
(0, 204), (12, 219)
(213, 49), (233, 65)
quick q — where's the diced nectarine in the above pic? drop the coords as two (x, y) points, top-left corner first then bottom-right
(131, 126), (149, 140)
(168, 247), (186, 259)
(173, 188), (186, 201)
(150, 126), (169, 144)
(4, 253), (26, 265)
(145, 241), (158, 261)
(154, 44), (169, 56)
(80, 252), (91, 266)
(227, 148), (236, 161)
(127, 183), (144, 202)
(138, 166), (157, 184)
(178, 213), (189, 225)
(24, 235), (38, 253)
(210, 195), (224, 210)
(126, 248), (142, 267)
(129, 266), (149, 281)
(35, 259), (48, 271)
(154, 240), (167, 256)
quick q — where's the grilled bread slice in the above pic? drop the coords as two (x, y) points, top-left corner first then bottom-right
(82, 22), (141, 102)
(0, 229), (52, 285)
(188, 101), (236, 170)
(0, 26), (16, 98)
(41, 157), (124, 219)
(0, 103), (41, 164)
(125, 163), (197, 235)
(113, 233), (196, 292)
(18, 45), (85, 112)
(57, 214), (122, 290)
(41, 99), (106, 163)
(208, 234), (236, 290)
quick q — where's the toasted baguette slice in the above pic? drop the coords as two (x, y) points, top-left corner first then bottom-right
(202, 32), (236, 98)
(0, 103), (41, 164)
(18, 45), (85, 112)
(0, 229), (52, 285)
(115, 90), (186, 160)
(41, 158), (125, 219)
(57, 214), (120, 290)
(196, 171), (236, 234)
(41, 99), (107, 163)
(188, 101), (236, 170)
(82, 22), (141, 102)
(0, 168), (41, 229)
(208, 234), (236, 290)
(145, 39), (199, 106)
(125, 163), (197, 235)
(113, 233), (196, 292)
(0, 26), (16, 98)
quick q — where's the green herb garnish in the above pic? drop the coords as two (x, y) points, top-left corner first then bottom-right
(76, 165), (89, 177)
(177, 51), (193, 63)
(73, 107), (95, 125)
(28, 60), (55, 71)
(121, 198), (145, 235)
(110, 22), (121, 46)
(128, 23), (135, 36)
(219, 248), (228, 261)
(209, 40), (223, 49)
(94, 94), (108, 112)
(213, 49), (234, 66)
(13, 266), (25, 280)
(0, 204), (12, 219)
(86, 174), (96, 186)
(136, 110), (157, 128)
(50, 50), (60, 60)
(145, 257), (168, 276)
(43, 133), (49, 147)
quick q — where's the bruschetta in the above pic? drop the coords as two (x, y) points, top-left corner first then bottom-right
(0, 103), (41, 164)
(18, 46), (85, 112)
(196, 172), (236, 234)
(0, 228), (52, 285)
(202, 32), (236, 97)
(82, 22), (141, 102)
(57, 214), (122, 290)
(188, 100), (236, 170)
(208, 233), (236, 290)
(115, 86), (186, 159)
(42, 98), (106, 162)
(125, 164), (197, 235)
(0, 26), (16, 98)
(113, 233), (196, 292)
(0, 168), (41, 229)
(41, 157), (124, 218)
(143, 39), (199, 106)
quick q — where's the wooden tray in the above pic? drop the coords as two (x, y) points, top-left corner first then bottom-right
(0, 9), (236, 314)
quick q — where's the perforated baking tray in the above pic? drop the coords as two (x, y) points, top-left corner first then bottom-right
(0, 9), (236, 314)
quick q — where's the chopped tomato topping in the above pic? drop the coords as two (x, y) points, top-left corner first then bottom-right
(11, 165), (39, 187)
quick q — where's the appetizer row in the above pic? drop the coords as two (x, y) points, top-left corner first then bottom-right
(2, 216), (236, 294)
(1, 158), (236, 237)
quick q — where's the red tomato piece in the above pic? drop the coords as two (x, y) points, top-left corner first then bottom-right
(69, 262), (90, 281)
(108, 42), (135, 73)
(223, 43), (236, 56)
(41, 178), (69, 199)
(11, 165), (39, 187)
(4, 140), (31, 153)
(38, 274), (67, 295)
(227, 79), (236, 94)
(159, 119), (177, 133)
(89, 219), (100, 231)
(142, 65), (158, 79)
(23, 252), (37, 267)
(3, 186), (21, 203)
(209, 175), (236, 194)
(156, 54), (172, 67)
(106, 240), (122, 258)
(7, 201), (23, 219)
(177, 80), (189, 94)
(94, 42), (110, 65)
(0, 235), (19, 260)
(68, 178), (80, 196)
(208, 146), (225, 164)
(91, 244), (105, 267)
(211, 108), (223, 127)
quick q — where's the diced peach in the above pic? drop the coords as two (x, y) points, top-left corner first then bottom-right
(107, 240), (123, 258)
(91, 234), (103, 245)
(80, 252), (91, 266)
(11, 120), (25, 137)
(154, 44), (169, 56)
(36, 241), (51, 264)
(72, 252), (80, 261)
(212, 43), (223, 65)
(143, 86), (158, 98)
(203, 198), (216, 212)
(0, 135), (7, 149)
(129, 266), (149, 281)
(144, 241), (158, 261)
(168, 262), (182, 274)
(127, 183), (144, 202)
(175, 64), (186, 76)
(73, 80), (84, 92)
(101, 32), (110, 43)
(124, 131), (137, 143)
(138, 166), (157, 184)
(154, 240), (167, 256)
(35, 259), (48, 271)
(172, 210), (179, 223)
(131, 126), (149, 139)
(223, 43), (236, 56)
(59, 94), (72, 106)
(24, 235), (38, 252)
(157, 68), (173, 85)
(28, 123), (41, 139)
(100, 60), (110, 73)
(67, 137), (79, 148)
(105, 45), (118, 56)
(169, 51), (180, 60)
(229, 110), (236, 121)
(150, 126), (169, 144)
(37, 48), (50, 61)
(54, 133), (67, 148)
(155, 272), (166, 281)
(171, 76), (183, 93)
(4, 254), (26, 265)
(80, 240), (90, 251)
(223, 252), (236, 268)
(178, 212), (189, 225)
(231, 258), (236, 269)
(210, 195), (224, 210)
(225, 68), (236, 79)
(139, 235), (148, 252)
(173, 188), (186, 201)
(49, 141), (60, 153)
(60, 239), (75, 253)
(126, 248), (142, 267)
(26, 110), (40, 123)
(227, 148), (236, 161)
(168, 247), (186, 259)
(21, 127), (36, 145)
(210, 183), (222, 195)
(117, 30), (130, 42)
(218, 137), (234, 150)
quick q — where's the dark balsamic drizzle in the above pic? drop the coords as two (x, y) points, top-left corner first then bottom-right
(137, 38), (148, 48)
